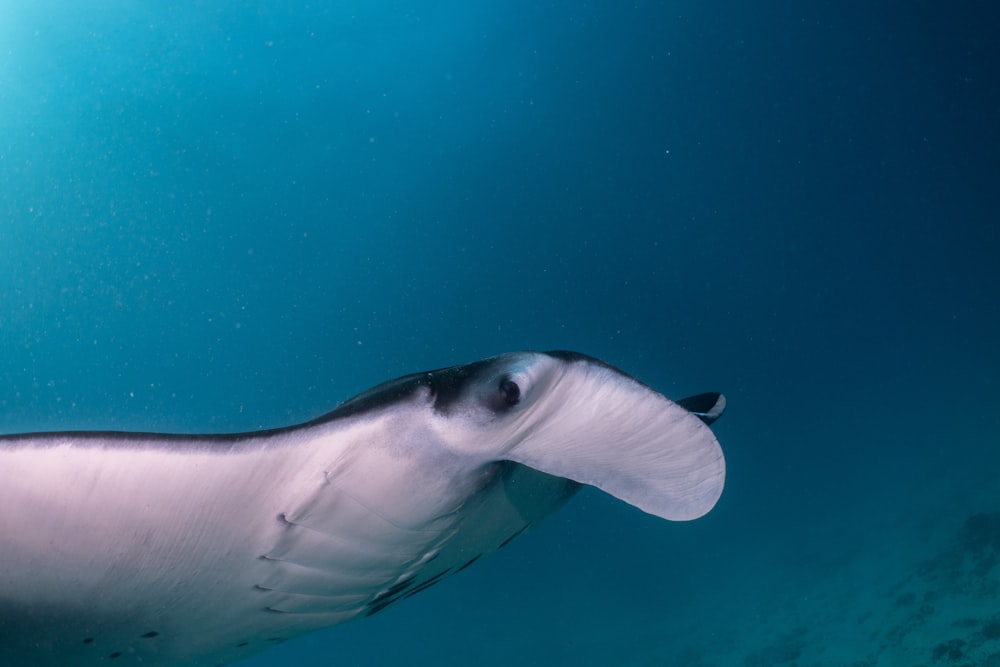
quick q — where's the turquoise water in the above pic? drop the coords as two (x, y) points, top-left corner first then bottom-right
(2, 1), (998, 665)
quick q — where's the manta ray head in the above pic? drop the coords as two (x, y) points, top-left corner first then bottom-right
(346, 350), (726, 522)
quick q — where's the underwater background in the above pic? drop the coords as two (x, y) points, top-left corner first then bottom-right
(2, 1), (998, 665)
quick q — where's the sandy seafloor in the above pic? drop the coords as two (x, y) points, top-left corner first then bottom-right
(2, 1), (998, 666)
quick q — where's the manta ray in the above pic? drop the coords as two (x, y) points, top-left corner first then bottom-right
(0, 350), (726, 666)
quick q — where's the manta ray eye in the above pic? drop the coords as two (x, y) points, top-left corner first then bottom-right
(498, 378), (521, 406)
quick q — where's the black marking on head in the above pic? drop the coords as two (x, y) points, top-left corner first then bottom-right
(431, 359), (532, 416)
(141, 631), (159, 638)
(254, 584), (274, 592)
(427, 360), (495, 414)
(320, 357), (500, 419)
(499, 524), (530, 549)
(455, 554), (482, 573)
(109, 652), (121, 659)
(267, 637), (287, 644)
(237, 641), (249, 647)
(83, 637), (95, 644)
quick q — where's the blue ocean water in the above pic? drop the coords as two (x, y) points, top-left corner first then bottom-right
(2, 1), (997, 665)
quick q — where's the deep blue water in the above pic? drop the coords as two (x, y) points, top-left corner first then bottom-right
(2, 1), (998, 665)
